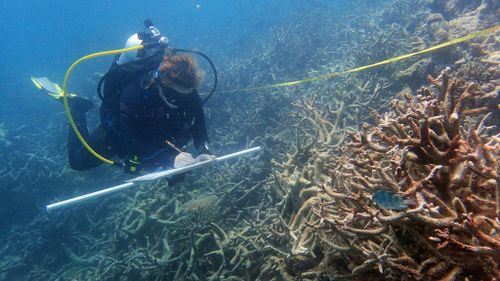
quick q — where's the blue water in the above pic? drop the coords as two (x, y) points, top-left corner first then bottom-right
(1, 1), (298, 121)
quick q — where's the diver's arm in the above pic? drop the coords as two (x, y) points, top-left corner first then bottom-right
(191, 107), (215, 163)
(191, 101), (211, 155)
(193, 118), (209, 153)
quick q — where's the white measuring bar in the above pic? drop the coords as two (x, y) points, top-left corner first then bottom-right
(46, 146), (261, 212)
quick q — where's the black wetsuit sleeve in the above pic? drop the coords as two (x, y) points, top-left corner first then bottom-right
(191, 95), (210, 154)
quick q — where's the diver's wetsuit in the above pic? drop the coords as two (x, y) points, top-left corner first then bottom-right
(67, 81), (209, 172)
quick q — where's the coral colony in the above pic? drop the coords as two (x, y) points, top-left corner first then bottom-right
(0, 0), (498, 280)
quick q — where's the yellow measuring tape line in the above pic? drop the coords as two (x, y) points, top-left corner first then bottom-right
(221, 25), (499, 93)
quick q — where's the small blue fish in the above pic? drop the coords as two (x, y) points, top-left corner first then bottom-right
(372, 190), (415, 210)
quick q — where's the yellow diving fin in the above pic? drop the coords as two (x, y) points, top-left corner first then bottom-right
(30, 76), (77, 100)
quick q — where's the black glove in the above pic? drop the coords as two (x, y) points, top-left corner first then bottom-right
(124, 156), (141, 174)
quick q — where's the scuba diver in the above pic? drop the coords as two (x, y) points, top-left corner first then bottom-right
(32, 20), (216, 174)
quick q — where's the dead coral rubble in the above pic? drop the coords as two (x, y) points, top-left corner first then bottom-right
(275, 69), (498, 280)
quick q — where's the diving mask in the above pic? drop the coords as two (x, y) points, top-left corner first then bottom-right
(153, 69), (195, 95)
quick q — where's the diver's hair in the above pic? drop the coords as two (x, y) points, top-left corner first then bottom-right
(159, 54), (204, 89)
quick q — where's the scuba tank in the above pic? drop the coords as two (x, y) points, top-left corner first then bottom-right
(117, 19), (169, 65)
(98, 19), (169, 112)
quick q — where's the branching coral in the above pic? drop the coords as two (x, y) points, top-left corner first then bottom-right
(2, 1), (498, 281)
(289, 69), (499, 280)
(259, 68), (498, 281)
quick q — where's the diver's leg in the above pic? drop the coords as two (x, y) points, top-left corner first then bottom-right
(67, 99), (112, 170)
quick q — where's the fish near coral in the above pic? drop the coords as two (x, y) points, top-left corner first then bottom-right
(371, 190), (415, 210)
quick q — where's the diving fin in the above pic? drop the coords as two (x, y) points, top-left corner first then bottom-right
(30, 76), (77, 100)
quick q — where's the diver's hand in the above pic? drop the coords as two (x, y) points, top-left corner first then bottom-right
(195, 154), (216, 162)
(174, 152), (197, 168)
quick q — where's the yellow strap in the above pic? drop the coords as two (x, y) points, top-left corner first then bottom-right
(62, 45), (144, 165)
(220, 25), (499, 93)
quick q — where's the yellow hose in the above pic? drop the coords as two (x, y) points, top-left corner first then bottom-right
(62, 45), (144, 165)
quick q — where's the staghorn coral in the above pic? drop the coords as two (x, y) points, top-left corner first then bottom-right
(284, 69), (499, 280)
(257, 65), (499, 281)
(2, 1), (499, 280)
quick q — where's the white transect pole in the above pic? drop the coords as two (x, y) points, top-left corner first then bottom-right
(46, 182), (135, 212)
(129, 146), (262, 182)
(46, 146), (262, 212)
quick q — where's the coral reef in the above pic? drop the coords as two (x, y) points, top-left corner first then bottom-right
(1, 0), (498, 280)
(266, 69), (499, 280)
(330, 70), (498, 279)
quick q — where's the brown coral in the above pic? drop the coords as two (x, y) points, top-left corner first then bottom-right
(292, 69), (500, 280)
